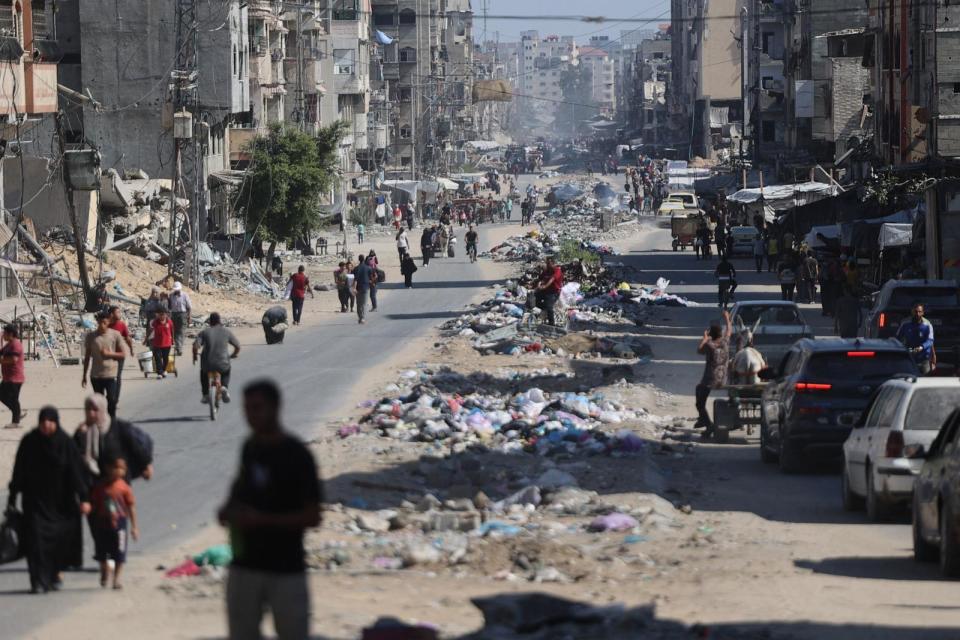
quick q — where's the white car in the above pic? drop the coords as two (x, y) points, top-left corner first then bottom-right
(729, 226), (759, 256)
(841, 376), (960, 521)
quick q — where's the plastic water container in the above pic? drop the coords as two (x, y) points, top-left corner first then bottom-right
(137, 351), (154, 375)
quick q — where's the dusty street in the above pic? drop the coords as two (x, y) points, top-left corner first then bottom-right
(7, 182), (960, 640)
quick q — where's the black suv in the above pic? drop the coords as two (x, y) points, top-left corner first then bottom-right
(863, 279), (960, 373)
(760, 338), (918, 472)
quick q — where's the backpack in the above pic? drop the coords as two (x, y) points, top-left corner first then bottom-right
(117, 421), (154, 479)
(376, 268), (386, 283)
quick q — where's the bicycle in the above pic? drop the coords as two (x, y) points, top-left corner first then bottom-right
(208, 371), (223, 420)
(467, 243), (477, 263)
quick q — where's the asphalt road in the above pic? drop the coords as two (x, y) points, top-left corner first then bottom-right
(0, 215), (522, 636)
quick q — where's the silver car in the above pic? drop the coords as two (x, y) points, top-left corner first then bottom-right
(730, 300), (813, 369)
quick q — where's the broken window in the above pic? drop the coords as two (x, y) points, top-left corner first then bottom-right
(374, 11), (394, 26)
(333, 0), (358, 21)
(399, 124), (411, 138)
(0, 0), (17, 40)
(333, 48), (355, 75)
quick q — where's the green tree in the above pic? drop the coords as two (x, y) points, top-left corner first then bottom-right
(237, 121), (347, 253)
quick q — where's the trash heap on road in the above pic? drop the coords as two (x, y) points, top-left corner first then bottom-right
(357, 367), (668, 457)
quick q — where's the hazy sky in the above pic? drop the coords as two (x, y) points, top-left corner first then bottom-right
(479, 0), (671, 45)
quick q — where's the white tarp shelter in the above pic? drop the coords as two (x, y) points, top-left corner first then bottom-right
(728, 181), (840, 210)
(879, 223), (913, 249)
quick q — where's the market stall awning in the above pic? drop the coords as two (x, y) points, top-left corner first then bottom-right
(728, 181), (841, 210)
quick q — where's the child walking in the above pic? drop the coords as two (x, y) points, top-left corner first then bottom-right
(149, 308), (174, 378)
(90, 458), (139, 589)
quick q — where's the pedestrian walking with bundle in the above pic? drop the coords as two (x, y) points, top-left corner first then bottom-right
(167, 281), (192, 356)
(219, 380), (323, 640)
(1, 324), (26, 429)
(400, 250), (418, 288)
(89, 457), (138, 590)
(7, 406), (91, 594)
(83, 312), (127, 419)
(149, 309), (174, 379)
(287, 265), (313, 326)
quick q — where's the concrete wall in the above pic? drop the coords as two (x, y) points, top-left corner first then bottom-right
(698, 0), (741, 101)
(77, 0), (248, 176)
(3, 156), (97, 243)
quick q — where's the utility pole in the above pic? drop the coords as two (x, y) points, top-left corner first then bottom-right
(53, 112), (93, 304)
(740, 5), (751, 167)
(295, 7), (306, 132)
(169, 0), (204, 289)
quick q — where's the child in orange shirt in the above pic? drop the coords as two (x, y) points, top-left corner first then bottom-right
(90, 458), (139, 589)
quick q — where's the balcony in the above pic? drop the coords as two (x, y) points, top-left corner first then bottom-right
(228, 127), (258, 165)
(334, 72), (364, 95)
(382, 62), (400, 80)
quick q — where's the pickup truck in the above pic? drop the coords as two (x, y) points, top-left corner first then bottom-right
(862, 279), (960, 373)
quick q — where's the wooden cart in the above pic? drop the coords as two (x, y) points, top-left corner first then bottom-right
(711, 383), (765, 443)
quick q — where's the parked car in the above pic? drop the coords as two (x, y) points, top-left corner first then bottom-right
(862, 279), (960, 373)
(665, 191), (699, 209)
(728, 226), (759, 257)
(760, 338), (918, 472)
(841, 377), (960, 520)
(730, 301), (813, 369)
(911, 408), (960, 577)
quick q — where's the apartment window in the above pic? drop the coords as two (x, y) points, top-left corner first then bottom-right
(31, 0), (49, 40)
(653, 52), (664, 59)
(399, 8), (416, 25)
(334, 48), (355, 75)
(373, 10), (394, 26)
(762, 76), (774, 89)
(400, 155), (411, 166)
(399, 124), (411, 139)
(399, 87), (412, 101)
(762, 32), (773, 54)
(399, 46), (416, 63)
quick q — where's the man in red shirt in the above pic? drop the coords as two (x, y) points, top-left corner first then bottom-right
(109, 306), (135, 405)
(0, 324), (26, 428)
(287, 265), (314, 326)
(535, 257), (564, 326)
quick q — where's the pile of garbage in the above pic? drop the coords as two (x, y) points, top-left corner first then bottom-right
(356, 368), (659, 456)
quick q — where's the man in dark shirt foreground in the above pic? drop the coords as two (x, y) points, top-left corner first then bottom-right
(219, 380), (323, 640)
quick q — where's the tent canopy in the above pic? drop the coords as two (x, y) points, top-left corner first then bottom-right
(728, 181), (841, 210)
(879, 223), (913, 249)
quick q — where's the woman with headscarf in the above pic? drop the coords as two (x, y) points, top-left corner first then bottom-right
(7, 407), (91, 593)
(73, 394), (154, 485)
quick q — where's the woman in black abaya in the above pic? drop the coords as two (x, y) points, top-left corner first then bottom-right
(7, 407), (91, 593)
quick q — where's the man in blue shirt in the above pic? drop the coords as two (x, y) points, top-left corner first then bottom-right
(896, 302), (935, 374)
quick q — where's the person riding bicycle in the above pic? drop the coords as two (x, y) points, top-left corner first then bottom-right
(465, 225), (479, 262)
(896, 301), (935, 374)
(193, 312), (241, 404)
(714, 256), (737, 308)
